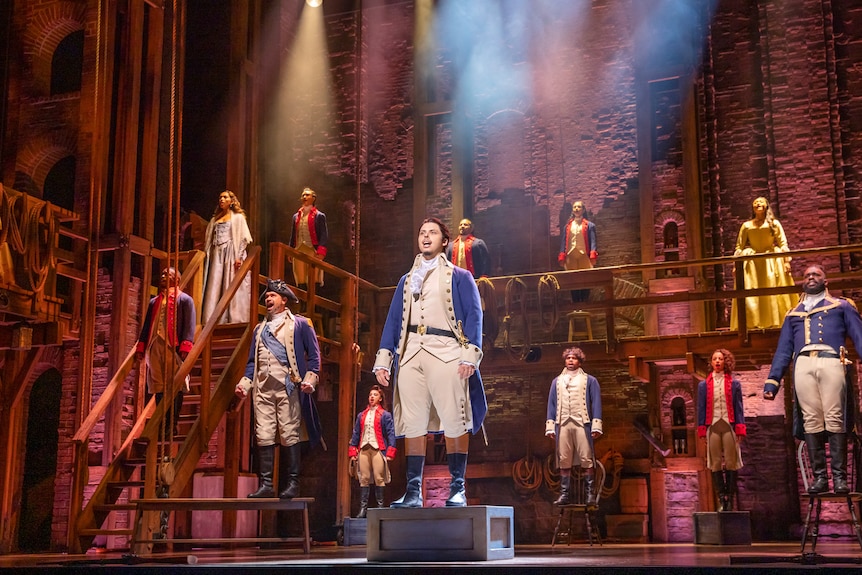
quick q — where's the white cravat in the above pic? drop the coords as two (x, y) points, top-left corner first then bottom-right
(802, 290), (826, 312)
(410, 256), (439, 296)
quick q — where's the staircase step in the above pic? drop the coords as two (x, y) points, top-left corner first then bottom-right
(108, 480), (145, 489)
(94, 503), (138, 512)
(78, 528), (135, 537)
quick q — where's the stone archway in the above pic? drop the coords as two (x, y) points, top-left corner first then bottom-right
(17, 369), (62, 552)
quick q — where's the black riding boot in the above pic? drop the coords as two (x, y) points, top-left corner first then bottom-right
(357, 486), (370, 518)
(584, 467), (597, 507)
(829, 433), (849, 494)
(554, 473), (572, 506)
(725, 470), (738, 511)
(248, 445), (276, 498)
(279, 443), (301, 499)
(445, 452), (469, 507)
(391, 456), (424, 508)
(375, 485), (385, 508)
(712, 470), (726, 511)
(805, 432), (829, 494)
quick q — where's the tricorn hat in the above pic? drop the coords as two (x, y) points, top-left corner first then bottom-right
(262, 278), (299, 303)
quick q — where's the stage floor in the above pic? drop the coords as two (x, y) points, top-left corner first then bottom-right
(2, 542), (862, 574)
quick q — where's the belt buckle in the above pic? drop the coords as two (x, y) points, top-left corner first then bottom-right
(417, 324), (426, 336)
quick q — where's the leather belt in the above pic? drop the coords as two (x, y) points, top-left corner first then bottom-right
(408, 324), (456, 338)
(799, 350), (839, 359)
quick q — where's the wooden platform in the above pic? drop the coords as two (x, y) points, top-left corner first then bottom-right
(130, 497), (313, 554)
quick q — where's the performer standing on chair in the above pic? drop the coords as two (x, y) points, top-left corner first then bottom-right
(235, 279), (323, 499)
(546, 347), (603, 506)
(373, 217), (486, 508)
(697, 348), (746, 511)
(348, 384), (397, 517)
(764, 264), (862, 494)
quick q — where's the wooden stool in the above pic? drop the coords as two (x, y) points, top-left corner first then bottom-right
(567, 311), (593, 341)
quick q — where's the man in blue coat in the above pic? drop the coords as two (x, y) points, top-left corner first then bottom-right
(373, 217), (486, 508)
(546, 347), (603, 506)
(236, 279), (323, 499)
(764, 265), (862, 494)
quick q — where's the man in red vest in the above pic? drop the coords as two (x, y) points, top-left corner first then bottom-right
(446, 218), (490, 279)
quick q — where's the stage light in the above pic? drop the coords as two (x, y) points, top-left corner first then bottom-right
(306, 0), (323, 7)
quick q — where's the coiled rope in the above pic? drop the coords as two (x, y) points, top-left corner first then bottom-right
(476, 277), (499, 348)
(537, 274), (560, 332)
(502, 277), (529, 361)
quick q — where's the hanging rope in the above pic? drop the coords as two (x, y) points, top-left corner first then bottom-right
(475, 277), (499, 349)
(24, 198), (56, 293)
(543, 452), (561, 491)
(502, 277), (530, 361)
(537, 273), (560, 332)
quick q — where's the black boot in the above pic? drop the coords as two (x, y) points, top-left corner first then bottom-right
(357, 486), (370, 518)
(805, 432), (829, 494)
(391, 456), (424, 508)
(725, 470), (738, 511)
(584, 468), (597, 507)
(279, 443), (301, 499)
(445, 453), (469, 507)
(554, 473), (572, 506)
(375, 485), (385, 508)
(248, 445), (276, 498)
(712, 470), (726, 511)
(829, 433), (849, 494)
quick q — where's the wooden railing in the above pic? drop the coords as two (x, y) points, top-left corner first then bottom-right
(68, 246), (259, 552)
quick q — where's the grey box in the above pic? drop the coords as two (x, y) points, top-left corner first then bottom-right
(366, 506), (515, 561)
(694, 511), (752, 545)
(342, 517), (366, 546)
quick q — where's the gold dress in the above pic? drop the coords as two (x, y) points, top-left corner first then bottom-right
(730, 219), (796, 329)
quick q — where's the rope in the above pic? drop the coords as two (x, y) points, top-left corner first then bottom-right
(24, 199), (55, 293)
(511, 454), (543, 496)
(537, 274), (560, 332)
(599, 449), (624, 498)
(502, 277), (530, 361)
(476, 277), (499, 349)
(543, 452), (561, 491)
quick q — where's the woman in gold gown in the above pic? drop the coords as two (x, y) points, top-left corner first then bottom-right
(730, 197), (796, 330)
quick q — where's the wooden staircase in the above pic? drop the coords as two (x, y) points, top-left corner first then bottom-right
(69, 247), (260, 553)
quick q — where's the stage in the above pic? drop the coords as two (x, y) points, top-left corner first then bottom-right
(2, 542), (862, 574)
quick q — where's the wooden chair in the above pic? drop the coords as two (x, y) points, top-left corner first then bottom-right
(552, 459), (606, 546)
(797, 440), (862, 553)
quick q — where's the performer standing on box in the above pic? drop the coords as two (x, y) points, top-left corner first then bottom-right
(373, 217), (486, 508)
(558, 200), (598, 303)
(764, 265), (862, 494)
(348, 384), (397, 517)
(235, 279), (323, 499)
(446, 218), (491, 279)
(290, 187), (328, 288)
(697, 348), (746, 511)
(545, 347), (603, 506)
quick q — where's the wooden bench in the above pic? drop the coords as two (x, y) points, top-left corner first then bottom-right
(130, 497), (314, 554)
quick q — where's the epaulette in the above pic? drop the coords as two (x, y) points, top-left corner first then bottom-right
(839, 296), (858, 311)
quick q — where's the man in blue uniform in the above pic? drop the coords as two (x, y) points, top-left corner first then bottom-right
(764, 265), (862, 494)
(236, 279), (323, 499)
(373, 217), (486, 508)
